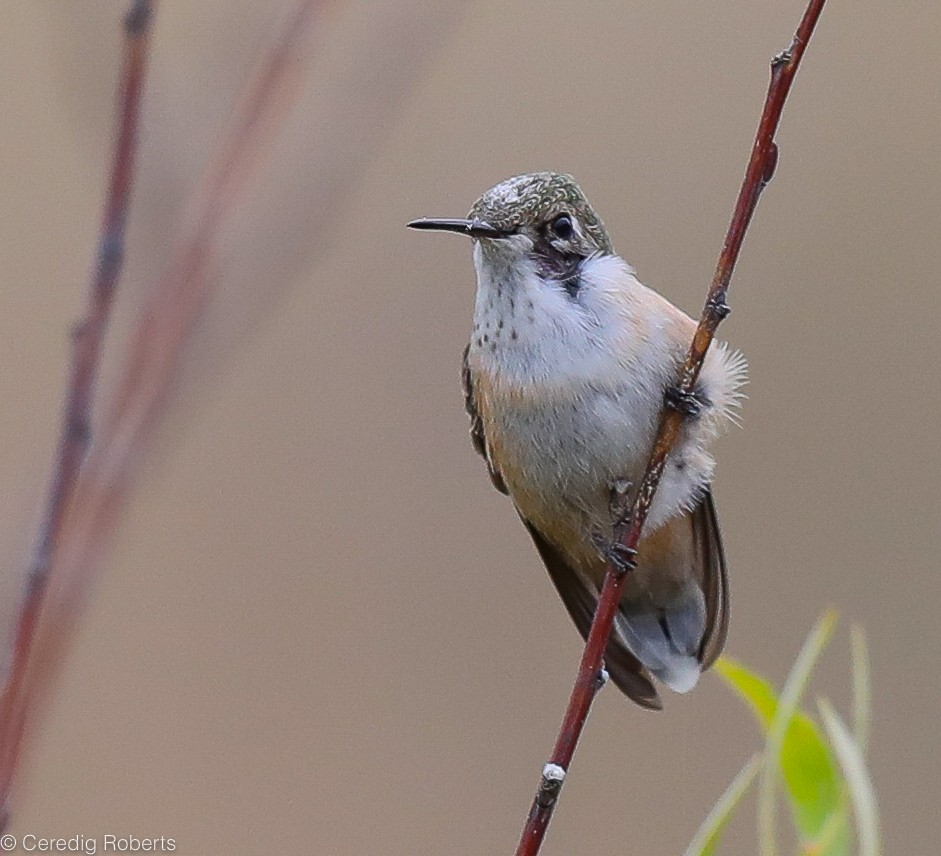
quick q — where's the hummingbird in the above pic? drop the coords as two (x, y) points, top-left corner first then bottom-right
(408, 172), (746, 709)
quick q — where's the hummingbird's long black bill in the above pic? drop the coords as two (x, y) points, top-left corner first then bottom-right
(406, 217), (508, 239)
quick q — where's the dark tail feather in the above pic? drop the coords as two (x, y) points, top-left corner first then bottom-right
(695, 490), (729, 668)
(614, 489), (730, 693)
(521, 518), (662, 710)
(520, 488), (729, 709)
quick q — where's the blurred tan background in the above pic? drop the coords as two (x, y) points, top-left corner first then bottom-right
(1, 1), (939, 853)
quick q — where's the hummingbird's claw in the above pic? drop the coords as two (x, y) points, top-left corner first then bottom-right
(592, 533), (638, 574)
(707, 294), (732, 321)
(607, 542), (639, 573)
(664, 385), (707, 419)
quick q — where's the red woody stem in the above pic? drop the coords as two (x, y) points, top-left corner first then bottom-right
(515, 1), (828, 853)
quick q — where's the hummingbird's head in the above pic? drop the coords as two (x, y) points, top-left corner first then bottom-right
(408, 172), (614, 287)
(410, 173), (637, 369)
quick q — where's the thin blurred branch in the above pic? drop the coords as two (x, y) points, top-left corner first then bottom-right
(0, 0), (330, 822)
(0, 0), (462, 825)
(515, 1), (829, 853)
(0, 0), (158, 822)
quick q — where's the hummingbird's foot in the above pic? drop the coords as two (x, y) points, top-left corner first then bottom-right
(606, 542), (639, 573)
(593, 532), (638, 573)
(664, 385), (708, 419)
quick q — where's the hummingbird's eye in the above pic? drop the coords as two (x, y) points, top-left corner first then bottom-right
(550, 214), (574, 240)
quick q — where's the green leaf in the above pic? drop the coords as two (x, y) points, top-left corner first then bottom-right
(818, 699), (881, 856)
(683, 754), (762, 856)
(762, 610), (841, 856)
(713, 659), (777, 728)
(715, 612), (845, 855)
(807, 804), (852, 856)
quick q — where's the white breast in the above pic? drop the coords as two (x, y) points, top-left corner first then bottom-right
(468, 249), (746, 566)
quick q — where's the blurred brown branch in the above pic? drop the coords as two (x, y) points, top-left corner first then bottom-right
(515, 1), (829, 853)
(0, 0), (331, 823)
(0, 0), (158, 823)
(0, 0), (462, 826)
